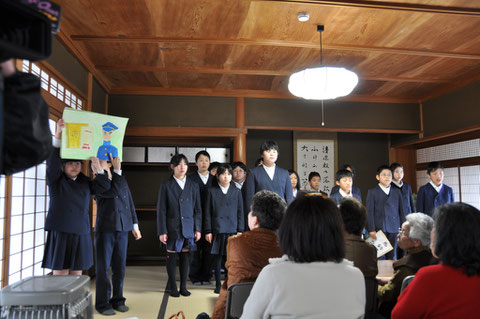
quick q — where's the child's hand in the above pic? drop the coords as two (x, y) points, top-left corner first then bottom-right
(369, 231), (377, 240)
(90, 157), (103, 173)
(110, 154), (121, 170)
(195, 231), (201, 242)
(236, 232), (242, 236)
(159, 234), (168, 244)
(55, 119), (66, 138)
(132, 229), (142, 240)
(205, 233), (212, 243)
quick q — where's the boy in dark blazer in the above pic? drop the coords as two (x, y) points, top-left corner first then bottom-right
(42, 119), (110, 276)
(330, 164), (362, 200)
(308, 171), (328, 195)
(94, 155), (142, 316)
(330, 169), (362, 205)
(416, 161), (454, 216)
(157, 154), (202, 297)
(366, 165), (406, 260)
(187, 151), (214, 285)
(244, 140), (293, 229)
(204, 164), (244, 293)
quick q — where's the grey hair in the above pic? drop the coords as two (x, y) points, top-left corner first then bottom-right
(406, 213), (434, 246)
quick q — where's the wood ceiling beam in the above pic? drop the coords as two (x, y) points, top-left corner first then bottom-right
(108, 86), (418, 104)
(261, 0), (480, 16)
(56, 32), (112, 92)
(96, 65), (450, 83)
(71, 35), (480, 60)
(126, 126), (246, 137)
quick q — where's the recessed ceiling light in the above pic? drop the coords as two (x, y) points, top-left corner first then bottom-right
(297, 12), (310, 22)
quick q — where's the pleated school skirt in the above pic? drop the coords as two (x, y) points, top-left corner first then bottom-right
(42, 230), (93, 271)
(211, 233), (236, 256)
(164, 236), (196, 252)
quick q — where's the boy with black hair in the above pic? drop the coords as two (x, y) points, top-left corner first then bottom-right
(416, 161), (454, 216)
(330, 164), (362, 199)
(244, 141), (293, 230)
(188, 151), (214, 285)
(366, 165), (406, 260)
(330, 169), (362, 205)
(232, 161), (247, 190)
(308, 171), (327, 195)
(94, 155), (142, 315)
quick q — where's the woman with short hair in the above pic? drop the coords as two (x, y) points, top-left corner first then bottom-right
(241, 194), (365, 318)
(392, 203), (480, 318)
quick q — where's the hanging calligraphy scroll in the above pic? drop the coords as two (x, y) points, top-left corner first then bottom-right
(295, 136), (336, 194)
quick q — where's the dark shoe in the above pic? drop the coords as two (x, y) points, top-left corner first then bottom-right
(113, 305), (129, 312)
(202, 281), (211, 285)
(180, 288), (191, 296)
(214, 285), (221, 294)
(170, 289), (180, 297)
(98, 308), (115, 316)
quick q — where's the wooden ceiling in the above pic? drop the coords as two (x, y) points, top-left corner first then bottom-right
(56, 0), (480, 103)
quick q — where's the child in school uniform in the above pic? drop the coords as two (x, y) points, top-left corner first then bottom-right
(330, 164), (362, 200)
(307, 171), (328, 195)
(42, 119), (110, 275)
(416, 161), (454, 216)
(366, 165), (406, 260)
(288, 169), (300, 198)
(232, 161), (247, 191)
(93, 155), (142, 316)
(390, 162), (415, 215)
(244, 141), (293, 228)
(330, 169), (362, 205)
(188, 151), (214, 285)
(157, 154), (202, 297)
(204, 164), (244, 293)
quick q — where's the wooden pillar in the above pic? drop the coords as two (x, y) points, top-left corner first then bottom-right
(234, 97), (246, 163)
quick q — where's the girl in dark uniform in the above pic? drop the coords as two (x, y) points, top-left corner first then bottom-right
(42, 119), (110, 275)
(157, 154), (202, 297)
(205, 164), (244, 293)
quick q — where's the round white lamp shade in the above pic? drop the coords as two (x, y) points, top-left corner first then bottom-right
(288, 66), (359, 100)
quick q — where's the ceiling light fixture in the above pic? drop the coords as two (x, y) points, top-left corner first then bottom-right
(288, 25), (358, 100)
(297, 12), (310, 22)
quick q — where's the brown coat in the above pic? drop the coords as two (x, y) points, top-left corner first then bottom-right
(344, 233), (378, 278)
(211, 227), (283, 319)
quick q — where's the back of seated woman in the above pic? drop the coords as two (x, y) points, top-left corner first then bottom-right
(241, 194), (365, 319)
(392, 202), (480, 319)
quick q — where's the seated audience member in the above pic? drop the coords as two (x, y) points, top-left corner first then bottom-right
(288, 169), (300, 198)
(339, 198), (377, 315)
(339, 198), (377, 277)
(211, 190), (285, 319)
(241, 194), (365, 318)
(331, 169), (362, 205)
(378, 213), (436, 318)
(392, 203), (480, 318)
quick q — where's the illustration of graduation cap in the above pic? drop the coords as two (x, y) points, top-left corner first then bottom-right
(102, 122), (118, 132)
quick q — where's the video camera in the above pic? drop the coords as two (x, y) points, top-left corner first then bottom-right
(1, 0), (61, 176)
(1, 0), (61, 62)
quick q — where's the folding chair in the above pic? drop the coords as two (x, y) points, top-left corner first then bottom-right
(224, 282), (254, 319)
(400, 275), (415, 293)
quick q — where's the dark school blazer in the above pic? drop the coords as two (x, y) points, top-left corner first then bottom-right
(45, 147), (111, 235)
(416, 182), (454, 216)
(204, 185), (244, 234)
(366, 185), (406, 233)
(94, 172), (138, 232)
(156, 176), (202, 239)
(330, 191), (362, 205)
(392, 182), (415, 215)
(244, 165), (294, 214)
(330, 185), (362, 200)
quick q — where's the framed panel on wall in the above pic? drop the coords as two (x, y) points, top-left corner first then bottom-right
(294, 132), (338, 194)
(206, 148), (230, 163)
(148, 147), (176, 163)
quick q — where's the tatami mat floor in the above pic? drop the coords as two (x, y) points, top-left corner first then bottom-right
(91, 266), (218, 319)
